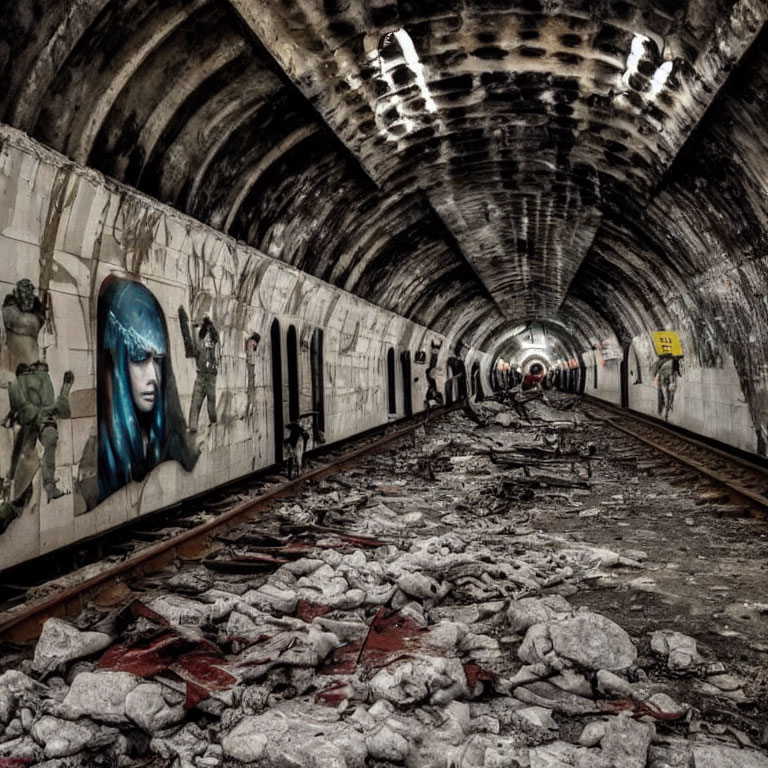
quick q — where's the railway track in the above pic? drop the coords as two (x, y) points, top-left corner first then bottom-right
(6, 394), (766, 645)
(0, 408), (451, 644)
(582, 396), (768, 513)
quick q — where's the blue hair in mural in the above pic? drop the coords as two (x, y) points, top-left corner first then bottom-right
(97, 278), (197, 502)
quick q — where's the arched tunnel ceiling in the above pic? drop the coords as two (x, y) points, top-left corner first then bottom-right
(0, 0), (767, 354)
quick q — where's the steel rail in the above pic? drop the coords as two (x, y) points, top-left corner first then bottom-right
(582, 396), (768, 477)
(583, 399), (768, 512)
(0, 409), (452, 644)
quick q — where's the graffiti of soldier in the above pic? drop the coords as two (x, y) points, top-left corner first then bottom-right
(0, 279), (72, 533)
(244, 332), (261, 421)
(0, 362), (74, 532)
(178, 306), (220, 432)
(97, 279), (198, 504)
(2, 278), (46, 370)
(654, 355), (682, 421)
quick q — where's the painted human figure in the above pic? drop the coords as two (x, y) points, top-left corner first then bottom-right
(244, 332), (261, 420)
(98, 280), (197, 503)
(0, 280), (71, 533)
(8, 363), (73, 501)
(655, 355), (681, 421)
(2, 279), (46, 370)
(424, 339), (444, 415)
(522, 362), (546, 391)
(179, 307), (220, 432)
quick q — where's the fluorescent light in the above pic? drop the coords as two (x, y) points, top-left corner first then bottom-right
(622, 33), (673, 100)
(622, 33), (649, 87)
(648, 60), (673, 98)
(393, 29), (437, 113)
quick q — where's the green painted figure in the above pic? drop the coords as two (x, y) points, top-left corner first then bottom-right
(2, 278), (45, 370)
(0, 363), (73, 533)
(179, 306), (220, 432)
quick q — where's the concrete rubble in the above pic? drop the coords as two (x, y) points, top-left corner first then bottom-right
(0, 394), (767, 767)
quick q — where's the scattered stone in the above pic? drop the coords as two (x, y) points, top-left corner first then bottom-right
(31, 715), (119, 759)
(706, 673), (745, 692)
(32, 618), (112, 677)
(598, 714), (655, 768)
(529, 740), (597, 767)
(650, 630), (703, 671)
(125, 682), (186, 733)
(6, 399), (767, 768)
(222, 702), (368, 767)
(512, 705), (558, 731)
(692, 744), (768, 768)
(514, 681), (601, 716)
(151, 723), (209, 767)
(507, 595), (573, 634)
(146, 594), (215, 627)
(596, 669), (633, 696)
(61, 671), (140, 724)
(520, 612), (637, 672)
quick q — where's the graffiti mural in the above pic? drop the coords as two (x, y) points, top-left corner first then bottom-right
(0, 280), (73, 533)
(96, 278), (197, 504)
(652, 332), (684, 421)
(2, 279), (46, 370)
(178, 307), (220, 432)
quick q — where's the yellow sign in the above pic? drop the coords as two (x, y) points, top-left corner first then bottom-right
(652, 331), (683, 357)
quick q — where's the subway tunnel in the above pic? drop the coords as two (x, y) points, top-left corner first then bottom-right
(1, 1), (768, 765)
(2, 0), (767, 453)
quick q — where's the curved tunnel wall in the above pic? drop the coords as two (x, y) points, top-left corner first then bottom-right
(0, 125), (468, 570)
(564, 27), (768, 454)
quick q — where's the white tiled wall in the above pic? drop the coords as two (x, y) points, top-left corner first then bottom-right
(0, 126), (462, 569)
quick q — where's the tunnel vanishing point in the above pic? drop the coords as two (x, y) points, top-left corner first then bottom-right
(0, 0), (768, 567)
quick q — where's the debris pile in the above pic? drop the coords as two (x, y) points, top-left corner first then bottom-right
(1, 396), (766, 767)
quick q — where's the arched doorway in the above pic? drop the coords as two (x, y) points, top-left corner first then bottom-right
(446, 356), (467, 404)
(287, 325), (299, 423)
(620, 342), (631, 408)
(387, 348), (397, 415)
(270, 319), (283, 464)
(401, 351), (412, 417)
(310, 328), (325, 440)
(471, 362), (484, 400)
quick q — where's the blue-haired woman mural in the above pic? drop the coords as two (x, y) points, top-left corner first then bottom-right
(96, 278), (198, 503)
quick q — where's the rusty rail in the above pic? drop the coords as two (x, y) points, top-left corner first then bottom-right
(583, 397), (768, 513)
(0, 408), (452, 644)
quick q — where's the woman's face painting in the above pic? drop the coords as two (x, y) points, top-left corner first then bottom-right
(128, 352), (163, 413)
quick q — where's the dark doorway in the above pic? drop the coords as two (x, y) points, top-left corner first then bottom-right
(310, 328), (325, 439)
(446, 356), (467, 404)
(401, 351), (412, 417)
(287, 325), (299, 423)
(387, 348), (397, 415)
(270, 319), (283, 464)
(593, 358), (598, 389)
(471, 362), (484, 400)
(620, 343), (630, 408)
